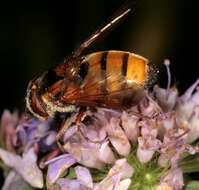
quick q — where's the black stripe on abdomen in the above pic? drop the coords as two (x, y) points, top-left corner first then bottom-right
(121, 53), (129, 88)
(122, 53), (129, 76)
(100, 51), (108, 93)
(101, 51), (108, 70)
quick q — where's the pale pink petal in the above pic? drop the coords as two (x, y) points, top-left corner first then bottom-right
(180, 78), (199, 102)
(0, 148), (21, 167)
(157, 113), (175, 137)
(154, 86), (178, 112)
(140, 120), (158, 138)
(137, 145), (154, 163)
(158, 154), (170, 167)
(94, 176), (114, 190)
(108, 159), (134, 179)
(156, 182), (173, 190)
(117, 179), (132, 190)
(21, 148), (43, 188)
(94, 159), (133, 190)
(0, 110), (17, 152)
(185, 106), (199, 143)
(137, 137), (161, 163)
(94, 177), (131, 190)
(176, 100), (196, 125)
(106, 118), (131, 156)
(121, 111), (139, 143)
(98, 140), (116, 164)
(138, 97), (162, 117)
(159, 167), (184, 190)
(0, 110), (12, 130)
(176, 79), (199, 126)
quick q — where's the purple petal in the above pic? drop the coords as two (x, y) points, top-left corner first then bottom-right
(112, 174), (121, 189)
(75, 166), (93, 189)
(64, 141), (105, 169)
(63, 125), (78, 141)
(0, 148), (43, 188)
(47, 154), (77, 184)
(38, 130), (57, 152)
(0, 148), (21, 167)
(81, 122), (106, 142)
(180, 78), (199, 101)
(2, 170), (29, 190)
(98, 141), (116, 164)
(16, 127), (27, 146)
(56, 178), (88, 190)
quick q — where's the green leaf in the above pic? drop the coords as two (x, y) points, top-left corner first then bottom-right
(0, 127), (5, 149)
(185, 181), (199, 190)
(0, 161), (11, 178)
(22, 186), (36, 190)
(66, 168), (77, 179)
(179, 154), (199, 173)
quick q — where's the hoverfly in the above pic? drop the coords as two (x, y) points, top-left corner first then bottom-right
(26, 0), (153, 150)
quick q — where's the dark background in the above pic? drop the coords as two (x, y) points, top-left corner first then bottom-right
(0, 0), (199, 113)
(0, 0), (199, 187)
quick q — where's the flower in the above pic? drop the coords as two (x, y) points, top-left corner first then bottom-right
(0, 147), (43, 188)
(157, 167), (184, 190)
(0, 110), (59, 189)
(1, 60), (199, 190)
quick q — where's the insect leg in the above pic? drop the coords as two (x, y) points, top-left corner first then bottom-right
(126, 110), (151, 119)
(75, 107), (90, 140)
(76, 107), (107, 143)
(56, 113), (77, 152)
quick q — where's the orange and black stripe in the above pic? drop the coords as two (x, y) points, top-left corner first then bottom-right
(83, 50), (148, 93)
(122, 52), (129, 76)
(100, 51), (108, 93)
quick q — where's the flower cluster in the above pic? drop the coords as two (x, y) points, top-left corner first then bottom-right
(1, 60), (199, 190)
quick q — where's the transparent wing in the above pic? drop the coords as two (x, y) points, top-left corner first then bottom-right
(60, 69), (145, 109)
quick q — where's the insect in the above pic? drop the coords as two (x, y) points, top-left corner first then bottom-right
(26, 0), (153, 150)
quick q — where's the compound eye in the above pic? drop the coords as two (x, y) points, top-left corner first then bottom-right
(26, 79), (49, 120)
(30, 88), (48, 119)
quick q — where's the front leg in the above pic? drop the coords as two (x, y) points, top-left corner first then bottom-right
(56, 113), (77, 152)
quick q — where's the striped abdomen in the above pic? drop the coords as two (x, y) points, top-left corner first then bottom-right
(82, 50), (148, 93)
